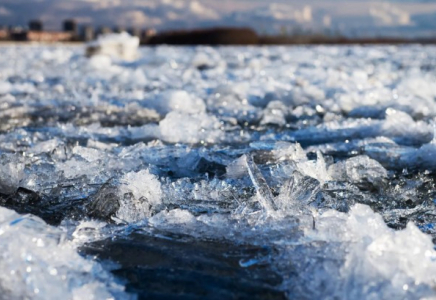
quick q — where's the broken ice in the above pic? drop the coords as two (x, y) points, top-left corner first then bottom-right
(1, 43), (436, 299)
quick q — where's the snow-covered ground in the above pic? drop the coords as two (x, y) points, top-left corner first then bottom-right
(1, 44), (436, 299)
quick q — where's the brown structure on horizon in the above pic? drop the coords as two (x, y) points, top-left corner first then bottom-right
(26, 31), (74, 42)
(0, 19), (156, 43)
(0, 27), (8, 40)
(147, 28), (259, 45)
(4, 19), (79, 42)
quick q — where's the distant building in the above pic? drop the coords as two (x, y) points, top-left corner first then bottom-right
(29, 20), (43, 31)
(63, 19), (78, 35)
(27, 31), (73, 42)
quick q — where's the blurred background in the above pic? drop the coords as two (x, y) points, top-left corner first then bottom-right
(1, 0), (436, 43)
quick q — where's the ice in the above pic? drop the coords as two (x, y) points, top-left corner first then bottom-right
(296, 151), (332, 184)
(261, 101), (288, 126)
(0, 81), (12, 94)
(117, 170), (162, 222)
(86, 32), (140, 61)
(85, 168), (163, 223)
(412, 142), (436, 170)
(0, 207), (131, 300)
(313, 205), (436, 299)
(244, 154), (278, 213)
(0, 155), (24, 195)
(145, 90), (206, 116)
(30, 139), (63, 155)
(149, 209), (197, 228)
(87, 54), (112, 70)
(226, 155), (250, 179)
(382, 108), (433, 145)
(144, 202), (436, 299)
(2, 44), (436, 299)
(271, 142), (307, 162)
(276, 171), (320, 214)
(328, 155), (388, 187)
(316, 181), (361, 212)
(191, 49), (223, 70)
(207, 84), (262, 124)
(159, 111), (223, 144)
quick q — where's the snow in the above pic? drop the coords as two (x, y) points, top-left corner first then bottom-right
(1, 44), (436, 299)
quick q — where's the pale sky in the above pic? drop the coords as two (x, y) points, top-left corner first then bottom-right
(1, 0), (436, 37)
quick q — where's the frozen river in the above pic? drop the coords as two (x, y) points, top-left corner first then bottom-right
(1, 44), (436, 299)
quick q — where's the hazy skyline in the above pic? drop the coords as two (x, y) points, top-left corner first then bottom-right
(1, 0), (436, 37)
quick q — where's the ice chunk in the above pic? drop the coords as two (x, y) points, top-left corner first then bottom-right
(149, 209), (196, 228)
(116, 169), (162, 223)
(191, 50), (222, 70)
(413, 142), (436, 170)
(87, 54), (112, 70)
(296, 151), (332, 184)
(86, 32), (139, 61)
(72, 145), (103, 162)
(31, 139), (63, 155)
(57, 145), (114, 180)
(128, 124), (160, 141)
(260, 101), (288, 126)
(207, 84), (262, 124)
(382, 108), (433, 145)
(226, 155), (249, 179)
(310, 204), (436, 299)
(276, 171), (320, 214)
(316, 181), (361, 212)
(271, 142), (306, 162)
(0, 207), (130, 300)
(244, 154), (278, 213)
(328, 155), (388, 187)
(399, 77), (436, 109)
(159, 111), (222, 144)
(0, 154), (24, 195)
(146, 90), (206, 115)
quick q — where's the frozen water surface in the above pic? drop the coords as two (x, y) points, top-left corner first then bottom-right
(1, 44), (436, 299)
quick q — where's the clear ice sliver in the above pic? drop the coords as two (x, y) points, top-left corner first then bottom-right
(244, 154), (278, 213)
